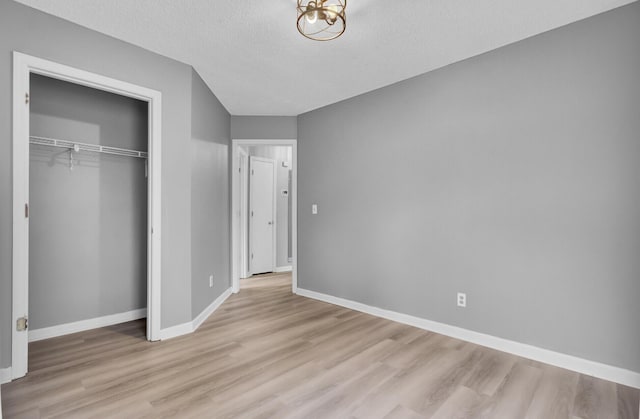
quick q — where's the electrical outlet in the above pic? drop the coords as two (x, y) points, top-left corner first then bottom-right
(209, 275), (214, 288)
(457, 292), (466, 308)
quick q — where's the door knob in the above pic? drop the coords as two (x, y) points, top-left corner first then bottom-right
(268, 221), (273, 225)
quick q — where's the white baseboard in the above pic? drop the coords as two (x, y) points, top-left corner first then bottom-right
(28, 308), (147, 342)
(274, 265), (292, 273)
(0, 366), (12, 384)
(296, 288), (640, 389)
(158, 321), (193, 341)
(159, 287), (232, 340)
(192, 288), (233, 330)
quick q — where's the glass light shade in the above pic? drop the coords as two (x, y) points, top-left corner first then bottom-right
(297, 0), (346, 41)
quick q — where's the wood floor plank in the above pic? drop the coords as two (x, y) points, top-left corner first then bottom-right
(572, 374), (619, 419)
(205, 361), (323, 419)
(382, 404), (425, 419)
(382, 332), (443, 370)
(430, 385), (485, 419)
(279, 338), (401, 408)
(462, 347), (517, 396)
(1, 272), (637, 419)
(468, 360), (542, 418)
(400, 343), (479, 416)
(617, 383), (640, 419)
(351, 346), (453, 419)
(524, 364), (579, 419)
(282, 362), (396, 419)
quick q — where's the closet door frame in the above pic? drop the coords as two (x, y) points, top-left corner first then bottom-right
(11, 51), (163, 380)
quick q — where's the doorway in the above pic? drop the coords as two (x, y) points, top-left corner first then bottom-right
(11, 52), (162, 380)
(231, 140), (297, 294)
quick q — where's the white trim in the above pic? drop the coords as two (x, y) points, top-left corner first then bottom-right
(0, 377), (4, 419)
(274, 265), (293, 273)
(297, 288), (640, 389)
(28, 309), (147, 342)
(192, 288), (233, 331)
(158, 321), (193, 341)
(160, 288), (233, 340)
(238, 147), (249, 280)
(147, 88), (163, 344)
(0, 367), (12, 385)
(271, 159), (277, 271)
(12, 51), (30, 380)
(291, 141), (298, 295)
(11, 51), (162, 380)
(231, 139), (298, 294)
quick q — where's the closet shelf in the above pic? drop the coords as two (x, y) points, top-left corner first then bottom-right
(29, 135), (148, 159)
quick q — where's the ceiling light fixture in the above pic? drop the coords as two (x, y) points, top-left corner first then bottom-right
(297, 0), (347, 41)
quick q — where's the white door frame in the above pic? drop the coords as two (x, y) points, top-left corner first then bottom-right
(11, 51), (163, 379)
(237, 147), (249, 279)
(231, 139), (297, 294)
(248, 156), (277, 274)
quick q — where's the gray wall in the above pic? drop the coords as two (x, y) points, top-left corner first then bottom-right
(0, 1), (231, 368)
(231, 116), (297, 140)
(191, 69), (230, 317)
(29, 74), (148, 329)
(298, 2), (640, 373)
(249, 146), (292, 268)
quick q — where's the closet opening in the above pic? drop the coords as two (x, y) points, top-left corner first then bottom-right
(28, 73), (149, 342)
(12, 52), (162, 380)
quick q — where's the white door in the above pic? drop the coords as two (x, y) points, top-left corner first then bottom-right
(249, 156), (276, 274)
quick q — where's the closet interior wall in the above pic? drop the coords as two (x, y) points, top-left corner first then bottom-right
(29, 73), (148, 332)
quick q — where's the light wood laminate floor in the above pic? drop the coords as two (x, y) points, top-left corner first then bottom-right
(2, 272), (638, 418)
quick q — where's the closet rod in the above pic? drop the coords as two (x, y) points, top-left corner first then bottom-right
(29, 135), (148, 159)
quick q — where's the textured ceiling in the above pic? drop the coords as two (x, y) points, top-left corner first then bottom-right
(14, 0), (636, 115)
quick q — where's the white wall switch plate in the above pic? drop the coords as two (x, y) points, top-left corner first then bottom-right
(312, 204), (318, 215)
(209, 275), (214, 288)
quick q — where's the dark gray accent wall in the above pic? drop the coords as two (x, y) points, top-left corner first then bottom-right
(29, 74), (148, 329)
(190, 69), (231, 318)
(298, 3), (640, 373)
(0, 1), (231, 368)
(231, 116), (297, 140)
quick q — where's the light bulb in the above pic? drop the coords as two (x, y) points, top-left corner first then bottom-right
(305, 10), (318, 24)
(325, 4), (338, 24)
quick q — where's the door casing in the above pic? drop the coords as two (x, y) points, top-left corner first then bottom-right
(11, 51), (163, 380)
(238, 147), (249, 279)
